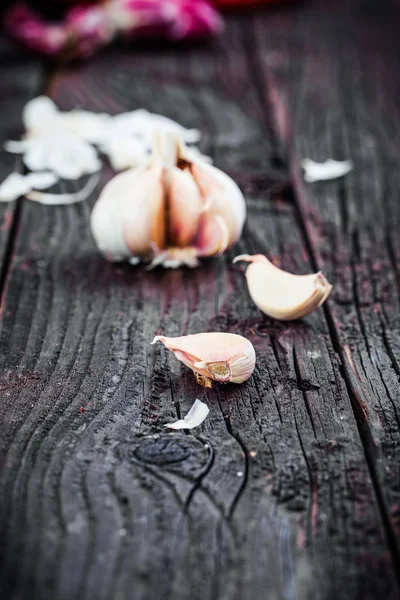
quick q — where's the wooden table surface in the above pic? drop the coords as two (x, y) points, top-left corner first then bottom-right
(1, 1), (400, 598)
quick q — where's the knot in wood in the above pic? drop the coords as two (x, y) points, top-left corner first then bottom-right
(116, 435), (210, 476)
(134, 437), (191, 465)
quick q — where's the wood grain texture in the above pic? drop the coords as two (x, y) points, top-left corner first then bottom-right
(0, 13), (397, 600)
(251, 0), (400, 578)
(0, 40), (44, 287)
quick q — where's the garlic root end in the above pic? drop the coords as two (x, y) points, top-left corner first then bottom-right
(194, 371), (213, 388)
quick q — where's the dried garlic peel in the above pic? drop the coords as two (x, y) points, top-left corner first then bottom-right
(233, 254), (332, 320)
(5, 134), (101, 180)
(27, 174), (100, 205)
(0, 172), (57, 202)
(301, 158), (353, 183)
(152, 332), (256, 387)
(165, 399), (209, 430)
(91, 132), (246, 268)
(21, 96), (204, 169)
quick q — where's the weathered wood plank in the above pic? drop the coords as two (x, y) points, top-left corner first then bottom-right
(0, 40), (44, 288)
(251, 0), (400, 576)
(0, 15), (396, 600)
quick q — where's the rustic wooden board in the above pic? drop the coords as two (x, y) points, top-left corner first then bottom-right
(0, 12), (397, 600)
(0, 40), (44, 291)
(252, 0), (400, 580)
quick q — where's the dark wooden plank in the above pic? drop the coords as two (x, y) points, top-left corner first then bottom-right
(251, 0), (400, 578)
(0, 40), (44, 288)
(48, 25), (287, 182)
(0, 16), (395, 600)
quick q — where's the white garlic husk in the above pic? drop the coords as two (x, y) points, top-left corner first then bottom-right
(90, 132), (246, 267)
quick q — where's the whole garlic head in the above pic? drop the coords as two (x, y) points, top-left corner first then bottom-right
(90, 132), (246, 267)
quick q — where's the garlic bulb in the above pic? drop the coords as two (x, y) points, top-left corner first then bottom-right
(233, 254), (332, 320)
(152, 332), (256, 387)
(90, 132), (246, 267)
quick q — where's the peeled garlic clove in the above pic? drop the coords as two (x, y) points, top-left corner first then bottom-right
(152, 332), (255, 386)
(233, 254), (332, 320)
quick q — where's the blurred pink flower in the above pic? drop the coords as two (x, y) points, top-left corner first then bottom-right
(111, 0), (223, 40)
(67, 4), (115, 58)
(3, 0), (223, 60)
(3, 4), (68, 56)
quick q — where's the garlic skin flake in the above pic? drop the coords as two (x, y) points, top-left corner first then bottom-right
(5, 133), (101, 180)
(0, 171), (58, 202)
(152, 332), (256, 387)
(301, 158), (353, 183)
(91, 133), (246, 267)
(27, 173), (100, 205)
(22, 97), (204, 165)
(165, 399), (210, 430)
(23, 96), (111, 144)
(234, 254), (332, 320)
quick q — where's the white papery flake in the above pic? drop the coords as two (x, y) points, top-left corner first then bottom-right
(301, 158), (353, 182)
(23, 96), (111, 144)
(101, 137), (149, 171)
(165, 399), (210, 430)
(0, 172), (58, 202)
(2, 95), (207, 205)
(5, 134), (101, 180)
(27, 173), (100, 205)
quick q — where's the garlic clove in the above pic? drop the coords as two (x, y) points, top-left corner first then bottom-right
(195, 214), (229, 257)
(152, 332), (256, 386)
(146, 166), (166, 254)
(190, 161), (246, 247)
(233, 254), (332, 320)
(91, 168), (135, 261)
(177, 139), (246, 251)
(168, 167), (204, 247)
(91, 161), (165, 261)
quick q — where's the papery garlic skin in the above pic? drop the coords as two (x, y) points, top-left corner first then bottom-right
(90, 132), (246, 267)
(234, 254), (332, 320)
(152, 332), (256, 387)
(165, 399), (210, 430)
(301, 158), (353, 183)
